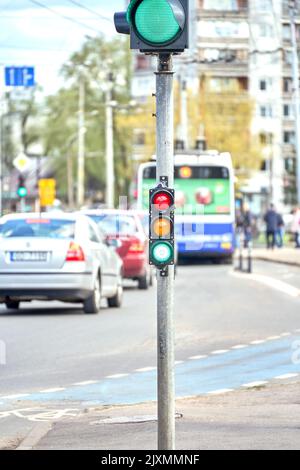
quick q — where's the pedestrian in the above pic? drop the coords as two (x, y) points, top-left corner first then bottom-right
(264, 204), (278, 249)
(291, 207), (300, 249)
(243, 203), (253, 248)
(276, 212), (285, 248)
(235, 208), (244, 249)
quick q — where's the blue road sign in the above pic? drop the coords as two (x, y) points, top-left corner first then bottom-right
(4, 67), (35, 87)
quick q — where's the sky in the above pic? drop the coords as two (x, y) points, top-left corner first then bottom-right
(0, 0), (124, 94)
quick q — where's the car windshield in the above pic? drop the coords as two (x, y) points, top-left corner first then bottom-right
(0, 219), (75, 239)
(88, 214), (137, 236)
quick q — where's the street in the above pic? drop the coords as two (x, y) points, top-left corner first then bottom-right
(1, 260), (300, 448)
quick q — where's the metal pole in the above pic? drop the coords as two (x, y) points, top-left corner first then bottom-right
(155, 53), (175, 451)
(180, 74), (188, 149)
(77, 75), (85, 208)
(289, 1), (300, 204)
(105, 73), (115, 209)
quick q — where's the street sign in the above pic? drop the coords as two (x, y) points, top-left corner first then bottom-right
(39, 179), (56, 207)
(5, 67), (35, 87)
(13, 153), (32, 173)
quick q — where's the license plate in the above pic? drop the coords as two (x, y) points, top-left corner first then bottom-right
(10, 252), (48, 262)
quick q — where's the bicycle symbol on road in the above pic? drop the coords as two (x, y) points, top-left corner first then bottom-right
(0, 408), (79, 422)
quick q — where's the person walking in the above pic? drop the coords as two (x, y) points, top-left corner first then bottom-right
(276, 212), (285, 248)
(264, 204), (278, 249)
(243, 204), (253, 248)
(291, 207), (300, 248)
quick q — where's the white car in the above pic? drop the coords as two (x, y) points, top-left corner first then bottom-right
(0, 213), (123, 314)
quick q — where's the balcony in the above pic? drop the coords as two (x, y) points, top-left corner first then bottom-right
(197, 0), (248, 19)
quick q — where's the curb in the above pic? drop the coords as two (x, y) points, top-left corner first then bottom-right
(252, 255), (300, 268)
(17, 422), (52, 450)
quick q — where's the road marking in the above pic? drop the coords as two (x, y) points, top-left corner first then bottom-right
(39, 388), (66, 394)
(207, 389), (234, 395)
(105, 374), (129, 379)
(250, 340), (266, 345)
(189, 355), (208, 360)
(231, 344), (248, 350)
(266, 336), (281, 341)
(73, 380), (99, 386)
(1, 394), (30, 400)
(135, 367), (156, 373)
(211, 350), (229, 355)
(230, 271), (300, 298)
(275, 373), (299, 380)
(295, 329), (300, 333)
(175, 361), (184, 365)
(242, 381), (268, 388)
(280, 332), (292, 337)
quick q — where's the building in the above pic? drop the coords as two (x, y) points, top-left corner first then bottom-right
(130, 0), (300, 212)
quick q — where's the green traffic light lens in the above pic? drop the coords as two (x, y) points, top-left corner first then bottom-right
(17, 187), (27, 198)
(134, 0), (181, 45)
(151, 241), (173, 265)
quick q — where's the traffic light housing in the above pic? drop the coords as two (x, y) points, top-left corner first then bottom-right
(149, 182), (175, 270)
(17, 175), (27, 198)
(114, 0), (189, 53)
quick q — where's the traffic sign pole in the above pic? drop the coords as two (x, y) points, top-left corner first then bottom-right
(155, 53), (175, 451)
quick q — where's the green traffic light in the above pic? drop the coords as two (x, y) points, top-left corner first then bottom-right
(17, 187), (27, 198)
(151, 241), (174, 265)
(134, 0), (181, 45)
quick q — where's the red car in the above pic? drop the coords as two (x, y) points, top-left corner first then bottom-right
(84, 210), (152, 289)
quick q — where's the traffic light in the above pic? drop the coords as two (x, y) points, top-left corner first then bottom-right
(114, 0), (189, 53)
(17, 175), (27, 198)
(149, 183), (175, 270)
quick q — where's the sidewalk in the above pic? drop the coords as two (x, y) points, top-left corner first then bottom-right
(251, 248), (300, 267)
(20, 380), (300, 450)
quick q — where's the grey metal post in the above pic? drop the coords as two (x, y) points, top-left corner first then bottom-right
(155, 53), (175, 451)
(77, 75), (85, 208)
(105, 73), (115, 209)
(289, 1), (300, 204)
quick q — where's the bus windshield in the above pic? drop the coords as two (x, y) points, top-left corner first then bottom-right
(141, 165), (231, 215)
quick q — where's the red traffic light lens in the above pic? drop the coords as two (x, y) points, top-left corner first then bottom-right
(152, 192), (172, 211)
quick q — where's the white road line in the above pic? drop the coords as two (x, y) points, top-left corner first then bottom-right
(211, 349), (229, 355)
(1, 394), (30, 400)
(39, 388), (66, 394)
(105, 374), (129, 379)
(280, 332), (292, 337)
(266, 335), (281, 341)
(250, 340), (266, 345)
(135, 367), (156, 373)
(275, 373), (299, 380)
(230, 271), (300, 298)
(188, 355), (208, 360)
(73, 380), (99, 386)
(295, 329), (300, 333)
(207, 389), (234, 395)
(175, 361), (184, 365)
(231, 344), (248, 350)
(242, 381), (268, 388)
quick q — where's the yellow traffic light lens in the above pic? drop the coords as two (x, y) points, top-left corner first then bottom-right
(179, 166), (192, 179)
(152, 217), (171, 237)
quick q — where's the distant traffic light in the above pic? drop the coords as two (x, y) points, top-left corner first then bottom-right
(17, 175), (27, 198)
(114, 0), (189, 53)
(149, 183), (175, 269)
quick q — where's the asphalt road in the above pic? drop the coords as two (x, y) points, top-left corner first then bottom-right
(0, 260), (299, 399)
(0, 259), (300, 448)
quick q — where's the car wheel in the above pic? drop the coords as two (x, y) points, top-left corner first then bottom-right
(138, 270), (150, 290)
(108, 278), (123, 308)
(84, 276), (101, 314)
(5, 301), (20, 310)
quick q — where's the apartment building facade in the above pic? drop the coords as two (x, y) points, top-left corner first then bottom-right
(130, 0), (300, 211)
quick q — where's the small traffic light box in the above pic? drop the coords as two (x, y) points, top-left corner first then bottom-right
(17, 175), (27, 198)
(115, 0), (189, 53)
(149, 180), (175, 270)
(39, 179), (56, 207)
